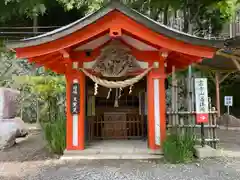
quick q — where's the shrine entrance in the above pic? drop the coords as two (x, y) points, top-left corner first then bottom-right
(86, 76), (147, 141)
(6, 0), (222, 154)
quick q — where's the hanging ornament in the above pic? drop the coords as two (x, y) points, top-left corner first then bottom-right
(114, 88), (119, 107)
(118, 87), (123, 99)
(94, 83), (98, 96)
(92, 40), (140, 77)
(129, 85), (133, 94)
(107, 88), (112, 99)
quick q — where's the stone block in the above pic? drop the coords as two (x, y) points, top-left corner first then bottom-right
(194, 145), (219, 159)
(0, 88), (20, 119)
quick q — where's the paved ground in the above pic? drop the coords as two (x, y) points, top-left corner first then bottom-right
(1, 127), (240, 179)
(218, 129), (240, 151)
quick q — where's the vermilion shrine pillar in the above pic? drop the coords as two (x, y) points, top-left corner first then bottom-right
(66, 65), (85, 150)
(147, 59), (166, 150)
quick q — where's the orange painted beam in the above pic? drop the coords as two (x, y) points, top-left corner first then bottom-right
(16, 27), (110, 58)
(35, 56), (64, 67)
(30, 52), (72, 74)
(71, 50), (98, 62)
(166, 51), (202, 70)
(30, 53), (60, 63)
(117, 11), (215, 58)
(117, 38), (160, 62)
(44, 58), (64, 66)
(71, 49), (159, 63)
(34, 59), (66, 74)
(166, 61), (188, 71)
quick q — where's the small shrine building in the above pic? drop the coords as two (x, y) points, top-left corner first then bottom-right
(6, 1), (225, 152)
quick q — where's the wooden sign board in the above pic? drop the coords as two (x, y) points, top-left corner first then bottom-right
(194, 78), (209, 124)
(70, 82), (80, 115)
(224, 96), (233, 107)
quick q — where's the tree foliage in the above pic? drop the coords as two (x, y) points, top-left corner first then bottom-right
(0, 0), (237, 37)
(1, 0), (46, 22)
(54, 0), (237, 35)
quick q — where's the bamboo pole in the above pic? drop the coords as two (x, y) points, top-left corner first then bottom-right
(208, 97), (212, 147)
(219, 73), (232, 84)
(232, 58), (240, 71)
(215, 72), (221, 117)
(187, 65), (194, 131)
(171, 66), (176, 126)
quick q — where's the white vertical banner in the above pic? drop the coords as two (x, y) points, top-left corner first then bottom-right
(194, 78), (209, 123)
(72, 79), (79, 147)
(154, 79), (160, 146)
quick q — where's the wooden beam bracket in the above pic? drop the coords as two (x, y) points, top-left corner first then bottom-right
(60, 49), (70, 59)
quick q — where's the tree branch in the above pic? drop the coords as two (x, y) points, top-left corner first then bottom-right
(191, 4), (204, 23)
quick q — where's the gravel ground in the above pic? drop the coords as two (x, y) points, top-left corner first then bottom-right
(1, 158), (240, 180)
(1, 128), (240, 179)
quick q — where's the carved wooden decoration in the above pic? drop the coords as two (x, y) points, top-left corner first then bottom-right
(92, 40), (140, 77)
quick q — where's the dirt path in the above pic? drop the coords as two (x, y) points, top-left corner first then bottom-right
(0, 129), (55, 162)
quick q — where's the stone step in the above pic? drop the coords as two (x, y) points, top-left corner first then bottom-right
(61, 153), (163, 160)
(64, 149), (163, 155)
(61, 148), (163, 160)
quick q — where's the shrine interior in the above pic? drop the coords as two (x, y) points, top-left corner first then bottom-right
(86, 76), (148, 141)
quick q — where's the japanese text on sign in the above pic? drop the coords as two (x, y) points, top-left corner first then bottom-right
(70, 81), (80, 115)
(224, 96), (233, 106)
(194, 78), (209, 123)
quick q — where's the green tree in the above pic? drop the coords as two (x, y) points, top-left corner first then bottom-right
(0, 0), (88, 27)
(54, 0), (235, 35)
(1, 0), (237, 37)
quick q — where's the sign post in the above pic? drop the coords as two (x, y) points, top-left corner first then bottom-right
(224, 96), (233, 115)
(194, 78), (209, 147)
(224, 96), (233, 129)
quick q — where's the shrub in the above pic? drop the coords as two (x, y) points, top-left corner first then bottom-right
(41, 113), (66, 155)
(163, 129), (195, 163)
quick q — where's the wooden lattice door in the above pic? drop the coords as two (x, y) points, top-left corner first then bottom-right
(102, 112), (127, 139)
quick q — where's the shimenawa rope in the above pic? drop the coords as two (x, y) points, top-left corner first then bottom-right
(79, 66), (153, 89)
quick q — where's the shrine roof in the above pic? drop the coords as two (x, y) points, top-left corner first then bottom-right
(199, 37), (240, 71)
(200, 49), (240, 71)
(224, 36), (240, 48)
(201, 55), (236, 71)
(6, 0), (225, 49)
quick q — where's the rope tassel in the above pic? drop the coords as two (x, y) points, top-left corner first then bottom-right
(118, 87), (123, 99)
(129, 85), (133, 94)
(114, 88), (119, 107)
(94, 83), (98, 96)
(107, 88), (112, 99)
